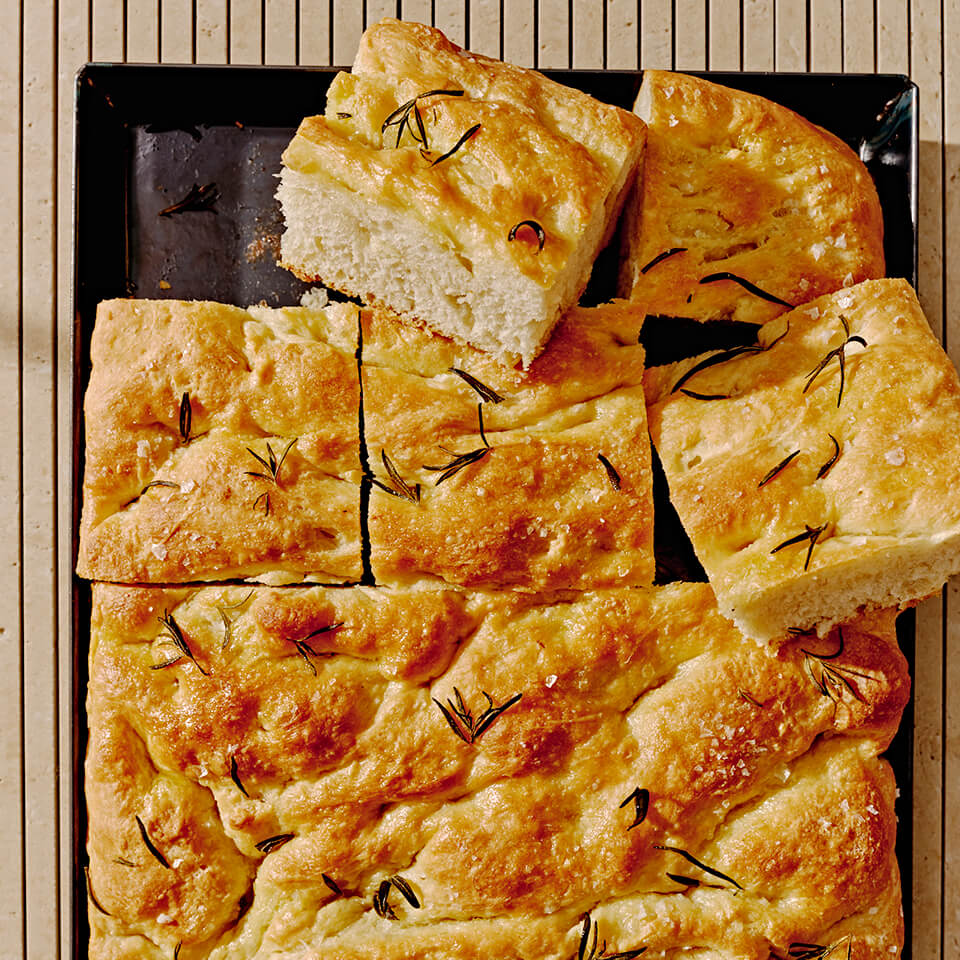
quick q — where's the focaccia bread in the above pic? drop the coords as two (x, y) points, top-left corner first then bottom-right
(646, 278), (960, 641)
(85, 580), (908, 959)
(277, 18), (646, 367)
(77, 298), (364, 584)
(619, 70), (885, 326)
(361, 301), (655, 590)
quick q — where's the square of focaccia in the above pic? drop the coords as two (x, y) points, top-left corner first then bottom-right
(277, 18), (645, 368)
(645, 277), (960, 641)
(85, 580), (908, 959)
(360, 301), (655, 591)
(77, 298), (364, 584)
(619, 70), (885, 326)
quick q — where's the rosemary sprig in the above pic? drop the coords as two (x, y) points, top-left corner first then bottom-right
(508, 220), (546, 253)
(598, 454), (622, 491)
(151, 610), (208, 675)
(372, 449), (421, 503)
(758, 450), (801, 488)
(803, 315), (867, 407)
(640, 247), (687, 274)
(135, 815), (170, 868)
(801, 628), (874, 705)
(450, 367), (505, 404)
(816, 434), (841, 480)
(322, 873), (343, 896)
(433, 688), (522, 744)
(229, 754), (249, 798)
(179, 392), (192, 443)
(670, 320), (790, 395)
(159, 182), (220, 217)
(424, 404), (491, 485)
(255, 833), (294, 854)
(246, 437), (297, 486)
(381, 89), (464, 147)
(771, 523), (828, 571)
(699, 272), (793, 308)
(217, 589), (254, 649)
(287, 622), (344, 675)
(426, 122), (481, 166)
(653, 845), (742, 890)
(85, 866), (111, 916)
(619, 787), (650, 830)
(577, 914), (648, 959)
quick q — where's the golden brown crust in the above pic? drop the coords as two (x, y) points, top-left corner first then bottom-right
(87, 581), (906, 958)
(619, 71), (885, 325)
(77, 299), (363, 583)
(361, 302), (656, 590)
(646, 278), (960, 640)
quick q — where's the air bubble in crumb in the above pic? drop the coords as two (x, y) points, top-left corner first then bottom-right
(300, 288), (329, 310)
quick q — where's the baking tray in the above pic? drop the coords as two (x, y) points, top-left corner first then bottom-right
(71, 65), (919, 957)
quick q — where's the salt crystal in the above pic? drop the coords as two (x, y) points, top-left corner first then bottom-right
(137, 440), (150, 458)
(544, 674), (558, 688)
(835, 233), (848, 249)
(181, 479), (196, 494)
(819, 164), (829, 175)
(884, 448), (905, 466)
(843, 272), (854, 286)
(156, 913), (173, 925)
(810, 242), (827, 260)
(150, 543), (168, 560)
(668, 115), (679, 127)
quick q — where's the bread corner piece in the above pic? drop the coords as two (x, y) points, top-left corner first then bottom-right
(277, 18), (646, 368)
(86, 581), (907, 958)
(619, 70), (884, 327)
(646, 277), (960, 641)
(362, 299), (655, 591)
(77, 297), (364, 584)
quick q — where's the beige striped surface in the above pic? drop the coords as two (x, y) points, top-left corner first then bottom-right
(0, 0), (955, 956)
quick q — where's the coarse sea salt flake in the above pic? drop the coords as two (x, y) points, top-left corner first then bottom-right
(545, 674), (558, 688)
(884, 448), (906, 466)
(157, 913), (173, 925)
(810, 242), (827, 260)
(150, 542), (168, 560)
(181, 479), (196, 493)
(137, 440), (150, 458)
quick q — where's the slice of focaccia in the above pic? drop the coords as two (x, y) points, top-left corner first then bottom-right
(77, 298), (364, 584)
(619, 70), (885, 326)
(360, 301), (655, 591)
(278, 18), (645, 367)
(646, 278), (960, 641)
(85, 580), (908, 959)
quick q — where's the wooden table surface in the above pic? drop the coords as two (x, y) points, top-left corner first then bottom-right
(1, 1), (956, 957)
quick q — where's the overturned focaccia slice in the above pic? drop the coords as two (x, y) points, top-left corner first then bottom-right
(278, 18), (645, 367)
(77, 298), (364, 584)
(619, 70), (884, 326)
(646, 278), (960, 641)
(361, 301), (655, 590)
(85, 581), (908, 958)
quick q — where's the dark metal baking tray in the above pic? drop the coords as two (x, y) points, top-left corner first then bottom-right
(71, 65), (919, 957)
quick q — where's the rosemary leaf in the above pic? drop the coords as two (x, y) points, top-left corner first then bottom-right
(390, 875), (421, 908)
(179, 392), (192, 443)
(679, 388), (729, 401)
(159, 182), (220, 217)
(738, 687), (764, 708)
(372, 879), (398, 920)
(449, 367), (505, 404)
(758, 450), (801, 488)
(322, 873), (343, 896)
(666, 873), (700, 887)
(816, 434), (841, 480)
(507, 220), (546, 253)
(85, 866), (111, 916)
(699, 272), (793, 308)
(597, 454), (622, 491)
(142, 480), (181, 494)
(640, 247), (687, 274)
(619, 787), (650, 830)
(229, 754), (249, 798)
(653, 844), (743, 890)
(255, 833), (294, 854)
(135, 815), (170, 868)
(429, 123), (481, 166)
(374, 450), (421, 504)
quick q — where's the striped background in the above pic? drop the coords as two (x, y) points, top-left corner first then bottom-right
(1, 0), (956, 956)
